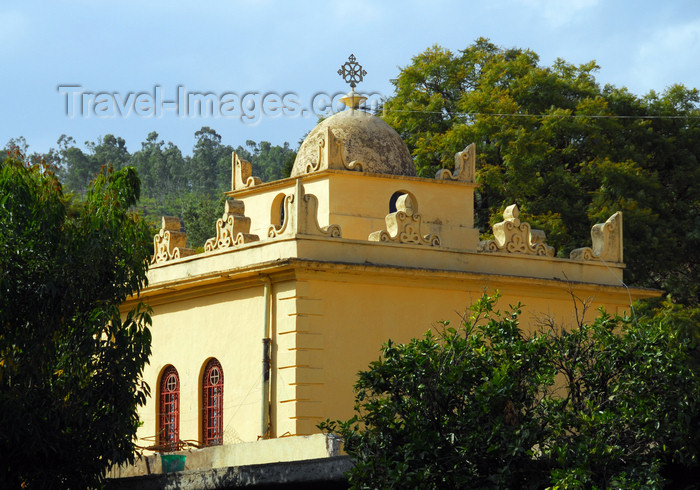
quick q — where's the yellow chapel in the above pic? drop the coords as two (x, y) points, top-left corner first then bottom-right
(110, 89), (657, 486)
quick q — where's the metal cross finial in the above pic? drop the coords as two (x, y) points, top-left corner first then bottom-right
(338, 54), (367, 89)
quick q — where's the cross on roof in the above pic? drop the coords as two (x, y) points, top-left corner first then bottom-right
(338, 54), (367, 89)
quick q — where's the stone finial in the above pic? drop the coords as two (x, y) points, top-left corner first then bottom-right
(232, 151), (262, 190)
(435, 143), (476, 183)
(268, 179), (341, 238)
(204, 199), (259, 252)
(151, 216), (196, 264)
(304, 127), (363, 175)
(570, 212), (623, 263)
(369, 194), (440, 246)
(478, 204), (555, 256)
(339, 91), (368, 110)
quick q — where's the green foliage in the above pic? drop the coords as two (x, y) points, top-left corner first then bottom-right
(384, 39), (700, 305)
(130, 131), (187, 199)
(540, 304), (699, 488)
(321, 293), (700, 489)
(27, 128), (296, 249)
(5, 129), (298, 251)
(0, 153), (153, 488)
(189, 126), (233, 193)
(181, 193), (224, 249)
(244, 139), (295, 182)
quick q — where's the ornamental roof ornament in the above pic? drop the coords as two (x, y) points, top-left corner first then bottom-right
(369, 194), (440, 246)
(570, 212), (623, 263)
(151, 216), (195, 264)
(478, 204), (555, 256)
(291, 54), (415, 177)
(338, 54), (368, 110)
(337, 54), (366, 88)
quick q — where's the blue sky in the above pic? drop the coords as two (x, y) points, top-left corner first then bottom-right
(2, 0), (699, 156)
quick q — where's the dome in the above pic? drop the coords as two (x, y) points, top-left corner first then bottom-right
(291, 109), (416, 177)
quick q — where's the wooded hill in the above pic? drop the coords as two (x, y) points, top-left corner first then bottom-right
(4, 128), (297, 249)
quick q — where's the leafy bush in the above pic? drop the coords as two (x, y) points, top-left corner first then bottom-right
(321, 293), (700, 489)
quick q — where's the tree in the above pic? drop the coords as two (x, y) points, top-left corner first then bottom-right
(321, 293), (700, 488)
(2, 137), (56, 173)
(540, 300), (700, 488)
(383, 39), (700, 305)
(3, 136), (29, 156)
(131, 131), (187, 199)
(0, 152), (153, 488)
(243, 140), (295, 182)
(53, 134), (132, 195)
(86, 134), (131, 171)
(189, 126), (233, 193)
(181, 193), (224, 249)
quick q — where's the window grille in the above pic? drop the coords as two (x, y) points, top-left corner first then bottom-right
(202, 359), (224, 446)
(159, 365), (180, 451)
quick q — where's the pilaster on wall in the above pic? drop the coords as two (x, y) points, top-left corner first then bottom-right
(274, 281), (327, 437)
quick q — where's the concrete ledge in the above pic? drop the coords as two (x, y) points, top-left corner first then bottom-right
(107, 434), (344, 479)
(105, 456), (351, 489)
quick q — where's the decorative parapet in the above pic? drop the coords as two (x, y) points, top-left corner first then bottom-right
(368, 194), (440, 246)
(232, 151), (262, 190)
(570, 211), (623, 263)
(478, 204), (555, 256)
(204, 199), (259, 252)
(304, 127), (363, 174)
(151, 216), (196, 264)
(268, 179), (341, 238)
(435, 143), (476, 183)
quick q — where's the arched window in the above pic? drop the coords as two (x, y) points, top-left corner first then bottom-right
(159, 365), (180, 452)
(270, 193), (287, 228)
(202, 359), (224, 446)
(389, 190), (417, 213)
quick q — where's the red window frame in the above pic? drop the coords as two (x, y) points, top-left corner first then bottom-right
(159, 365), (180, 452)
(202, 359), (224, 446)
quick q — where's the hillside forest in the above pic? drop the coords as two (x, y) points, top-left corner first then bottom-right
(3, 128), (297, 249)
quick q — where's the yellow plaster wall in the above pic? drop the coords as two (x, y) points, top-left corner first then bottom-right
(227, 180), (295, 239)
(281, 269), (640, 432)
(136, 258), (653, 450)
(327, 173), (478, 249)
(138, 253), (647, 444)
(271, 279), (309, 439)
(138, 284), (267, 448)
(226, 171), (480, 250)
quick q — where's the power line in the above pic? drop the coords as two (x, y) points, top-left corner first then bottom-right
(381, 108), (700, 120)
